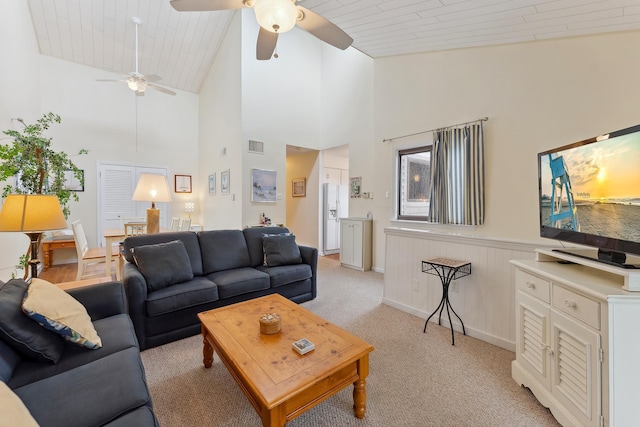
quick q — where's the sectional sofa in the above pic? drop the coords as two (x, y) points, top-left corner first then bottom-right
(122, 227), (318, 350)
(0, 280), (158, 426)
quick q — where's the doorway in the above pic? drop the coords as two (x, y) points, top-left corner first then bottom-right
(97, 162), (169, 246)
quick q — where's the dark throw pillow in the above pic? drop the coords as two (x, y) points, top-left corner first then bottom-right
(0, 279), (63, 364)
(263, 234), (302, 267)
(132, 240), (194, 291)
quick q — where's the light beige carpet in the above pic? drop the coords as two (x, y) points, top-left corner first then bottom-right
(141, 257), (560, 426)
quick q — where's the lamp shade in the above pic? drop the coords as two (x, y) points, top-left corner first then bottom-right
(254, 0), (298, 33)
(132, 174), (172, 204)
(0, 194), (67, 232)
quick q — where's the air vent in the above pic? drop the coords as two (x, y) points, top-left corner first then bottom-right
(249, 140), (264, 154)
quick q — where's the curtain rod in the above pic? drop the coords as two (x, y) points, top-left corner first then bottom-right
(382, 117), (489, 143)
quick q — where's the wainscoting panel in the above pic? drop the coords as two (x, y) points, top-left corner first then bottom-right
(383, 227), (546, 351)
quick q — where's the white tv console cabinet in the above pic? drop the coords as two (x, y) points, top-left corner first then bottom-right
(511, 249), (640, 427)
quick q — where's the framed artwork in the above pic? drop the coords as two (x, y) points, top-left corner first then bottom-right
(63, 169), (84, 192)
(292, 178), (306, 197)
(350, 176), (362, 198)
(175, 174), (192, 193)
(208, 173), (216, 195)
(221, 169), (230, 194)
(251, 169), (277, 203)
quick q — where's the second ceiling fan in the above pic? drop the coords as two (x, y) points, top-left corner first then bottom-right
(170, 0), (354, 60)
(97, 17), (176, 96)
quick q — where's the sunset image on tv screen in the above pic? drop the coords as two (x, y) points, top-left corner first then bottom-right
(540, 132), (640, 241)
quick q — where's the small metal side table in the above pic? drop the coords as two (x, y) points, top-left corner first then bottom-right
(422, 258), (471, 345)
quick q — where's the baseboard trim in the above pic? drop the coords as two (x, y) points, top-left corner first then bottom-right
(382, 297), (515, 352)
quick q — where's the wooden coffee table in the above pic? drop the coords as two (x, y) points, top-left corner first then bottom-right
(198, 294), (374, 427)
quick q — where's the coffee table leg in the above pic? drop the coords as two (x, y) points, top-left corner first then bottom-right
(202, 337), (213, 368)
(262, 404), (286, 427)
(353, 355), (369, 419)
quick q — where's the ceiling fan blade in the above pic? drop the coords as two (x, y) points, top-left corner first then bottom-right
(296, 6), (353, 50)
(256, 27), (278, 60)
(143, 74), (162, 82)
(170, 0), (245, 11)
(147, 83), (177, 96)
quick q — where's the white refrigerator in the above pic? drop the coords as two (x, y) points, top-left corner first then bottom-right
(324, 184), (349, 253)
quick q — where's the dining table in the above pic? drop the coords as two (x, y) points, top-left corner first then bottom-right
(103, 228), (126, 279)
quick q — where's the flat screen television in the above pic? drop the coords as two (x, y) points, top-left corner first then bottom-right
(538, 123), (640, 268)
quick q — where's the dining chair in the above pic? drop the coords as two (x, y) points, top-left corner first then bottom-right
(178, 218), (192, 231)
(72, 220), (120, 280)
(124, 222), (147, 236)
(170, 217), (180, 231)
(120, 216), (146, 229)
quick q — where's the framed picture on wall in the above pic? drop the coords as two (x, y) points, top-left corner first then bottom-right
(63, 169), (84, 192)
(251, 169), (276, 203)
(175, 174), (192, 193)
(221, 170), (230, 194)
(350, 176), (362, 198)
(292, 178), (306, 197)
(208, 173), (216, 195)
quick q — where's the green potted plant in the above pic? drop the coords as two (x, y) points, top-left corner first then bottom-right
(0, 112), (87, 277)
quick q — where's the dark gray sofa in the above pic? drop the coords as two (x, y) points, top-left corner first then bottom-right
(0, 280), (158, 427)
(122, 227), (317, 350)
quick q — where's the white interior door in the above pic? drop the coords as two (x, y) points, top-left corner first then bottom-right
(97, 162), (169, 246)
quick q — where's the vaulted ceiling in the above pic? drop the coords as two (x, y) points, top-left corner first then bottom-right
(27, 0), (640, 94)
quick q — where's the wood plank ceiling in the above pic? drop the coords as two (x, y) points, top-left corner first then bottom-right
(27, 0), (640, 94)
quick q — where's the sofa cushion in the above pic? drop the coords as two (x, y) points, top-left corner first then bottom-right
(22, 278), (102, 350)
(206, 268), (270, 299)
(15, 347), (152, 427)
(123, 232), (204, 276)
(243, 226), (291, 267)
(8, 314), (139, 389)
(0, 338), (21, 383)
(132, 240), (194, 291)
(263, 234), (302, 267)
(199, 230), (251, 274)
(146, 277), (219, 317)
(256, 263), (313, 288)
(0, 381), (38, 427)
(0, 279), (63, 364)
(103, 406), (158, 427)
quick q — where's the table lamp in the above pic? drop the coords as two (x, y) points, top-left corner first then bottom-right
(0, 194), (68, 279)
(184, 202), (195, 219)
(132, 174), (171, 234)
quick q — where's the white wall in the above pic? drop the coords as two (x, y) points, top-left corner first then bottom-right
(0, 1), (43, 279)
(368, 31), (640, 271)
(39, 56), (199, 246)
(199, 12), (244, 230)
(286, 150), (319, 247)
(239, 11), (323, 228)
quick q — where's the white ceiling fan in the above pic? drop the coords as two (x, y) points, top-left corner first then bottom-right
(170, 0), (354, 60)
(96, 17), (176, 96)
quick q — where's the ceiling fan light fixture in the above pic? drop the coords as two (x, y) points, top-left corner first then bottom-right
(254, 0), (298, 33)
(127, 78), (147, 93)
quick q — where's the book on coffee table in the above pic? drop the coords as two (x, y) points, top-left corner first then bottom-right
(292, 338), (315, 355)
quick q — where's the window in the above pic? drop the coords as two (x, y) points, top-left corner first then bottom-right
(398, 146), (432, 221)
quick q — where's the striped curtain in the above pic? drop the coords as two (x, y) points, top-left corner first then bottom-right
(428, 123), (485, 225)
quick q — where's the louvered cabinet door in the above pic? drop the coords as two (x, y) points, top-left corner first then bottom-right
(516, 291), (551, 389)
(550, 310), (601, 427)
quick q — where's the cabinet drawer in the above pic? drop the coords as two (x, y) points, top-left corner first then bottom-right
(516, 270), (550, 303)
(552, 285), (600, 330)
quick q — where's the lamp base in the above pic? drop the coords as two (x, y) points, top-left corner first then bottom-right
(147, 208), (160, 234)
(26, 232), (42, 279)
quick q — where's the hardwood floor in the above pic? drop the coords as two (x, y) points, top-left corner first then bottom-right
(323, 253), (340, 261)
(38, 262), (118, 284)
